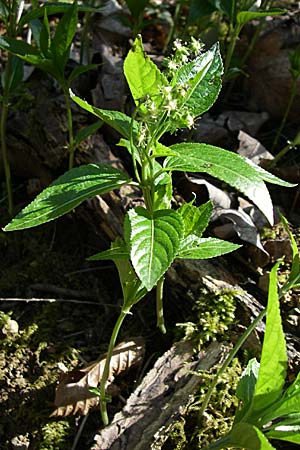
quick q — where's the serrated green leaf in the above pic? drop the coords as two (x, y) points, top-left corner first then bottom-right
(227, 423), (275, 449)
(178, 201), (213, 238)
(126, 207), (184, 291)
(4, 164), (130, 231)
(252, 262), (287, 415)
(51, 0), (78, 72)
(68, 63), (99, 83)
(246, 160), (296, 187)
(153, 142), (176, 157)
(124, 35), (168, 109)
(73, 121), (103, 147)
(177, 236), (241, 259)
(237, 9), (285, 27)
(70, 91), (139, 140)
(165, 143), (282, 224)
(175, 43), (223, 121)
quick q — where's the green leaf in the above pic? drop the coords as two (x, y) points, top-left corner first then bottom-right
(110, 239), (147, 308)
(266, 411), (300, 444)
(68, 63), (99, 83)
(73, 121), (103, 147)
(153, 142), (176, 157)
(40, 10), (51, 57)
(235, 358), (260, 423)
(246, 161), (296, 187)
(125, 0), (148, 19)
(87, 242), (129, 261)
(19, 2), (100, 29)
(227, 423), (276, 449)
(236, 9), (285, 27)
(252, 262), (287, 414)
(280, 215), (300, 293)
(70, 91), (139, 140)
(117, 139), (141, 165)
(124, 35), (168, 109)
(125, 207), (184, 291)
(4, 164), (130, 231)
(262, 373), (300, 423)
(0, 1), (9, 20)
(51, 0), (78, 71)
(165, 143), (285, 225)
(177, 236), (241, 259)
(153, 161), (172, 210)
(174, 43), (223, 121)
(178, 201), (213, 238)
(3, 56), (23, 91)
(29, 19), (42, 47)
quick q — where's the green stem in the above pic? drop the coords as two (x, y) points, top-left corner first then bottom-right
(268, 129), (300, 168)
(99, 308), (129, 426)
(64, 87), (75, 170)
(198, 307), (267, 420)
(272, 77), (298, 151)
(156, 277), (166, 334)
(224, 26), (241, 79)
(1, 52), (14, 217)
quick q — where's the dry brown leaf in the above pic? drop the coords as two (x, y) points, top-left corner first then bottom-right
(51, 337), (145, 417)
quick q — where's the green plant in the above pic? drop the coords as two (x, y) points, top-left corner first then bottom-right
(3, 36), (294, 426)
(0, 0), (26, 217)
(200, 217), (300, 449)
(271, 46), (300, 152)
(186, 0), (284, 79)
(0, 0), (102, 170)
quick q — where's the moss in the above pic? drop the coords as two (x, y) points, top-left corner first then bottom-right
(38, 420), (73, 450)
(162, 358), (242, 450)
(177, 288), (237, 346)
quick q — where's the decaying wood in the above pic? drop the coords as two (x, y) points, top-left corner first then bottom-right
(51, 338), (144, 417)
(91, 340), (227, 450)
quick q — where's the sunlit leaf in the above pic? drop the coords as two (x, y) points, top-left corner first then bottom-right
(177, 236), (240, 259)
(4, 164), (130, 231)
(125, 207), (183, 291)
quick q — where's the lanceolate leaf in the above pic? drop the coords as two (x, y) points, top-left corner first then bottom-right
(165, 143), (282, 224)
(70, 91), (138, 140)
(252, 262), (287, 414)
(177, 236), (241, 259)
(227, 423), (275, 450)
(126, 207), (184, 291)
(235, 358), (260, 423)
(19, 2), (100, 29)
(174, 43), (223, 120)
(73, 121), (103, 147)
(236, 9), (285, 28)
(126, 0), (148, 19)
(51, 0), (78, 71)
(4, 165), (130, 231)
(124, 35), (168, 109)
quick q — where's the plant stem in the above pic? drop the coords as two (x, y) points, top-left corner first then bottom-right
(198, 307), (267, 420)
(1, 52), (14, 217)
(99, 308), (128, 426)
(63, 87), (75, 169)
(156, 277), (166, 334)
(268, 130), (300, 168)
(224, 26), (241, 79)
(271, 77), (298, 151)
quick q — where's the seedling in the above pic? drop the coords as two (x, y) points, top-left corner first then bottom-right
(201, 216), (300, 449)
(0, 0), (102, 170)
(3, 36), (294, 426)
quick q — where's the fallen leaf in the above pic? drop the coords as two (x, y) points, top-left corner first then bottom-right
(51, 337), (144, 417)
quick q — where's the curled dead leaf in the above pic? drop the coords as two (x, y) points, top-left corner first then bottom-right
(51, 337), (145, 417)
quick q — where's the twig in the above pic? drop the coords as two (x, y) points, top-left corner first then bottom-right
(0, 297), (101, 305)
